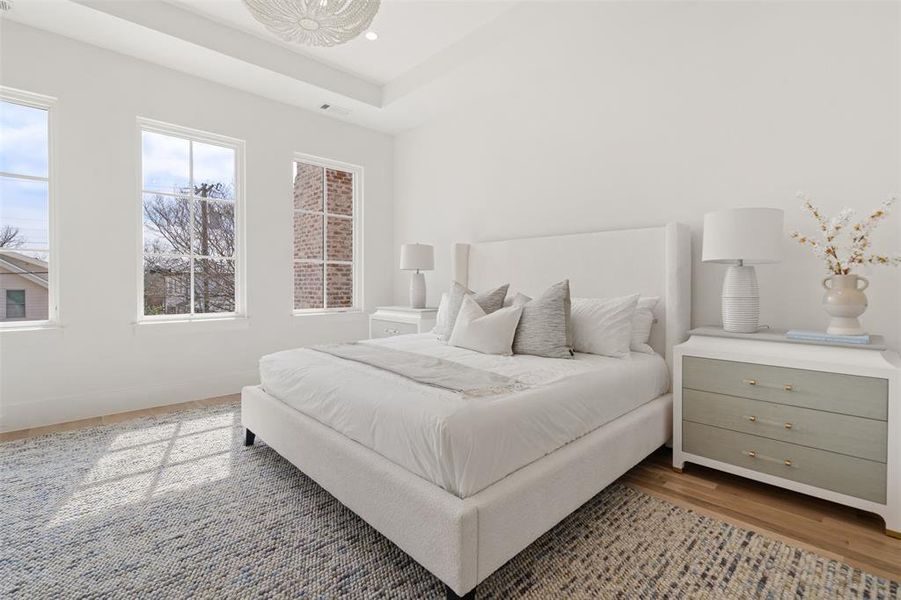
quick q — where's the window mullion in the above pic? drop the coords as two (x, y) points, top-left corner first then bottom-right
(321, 167), (328, 309)
(188, 139), (195, 315)
(0, 171), (50, 183)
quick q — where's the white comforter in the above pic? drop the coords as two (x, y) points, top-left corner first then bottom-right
(259, 334), (669, 498)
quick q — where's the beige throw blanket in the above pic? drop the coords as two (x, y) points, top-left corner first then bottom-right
(311, 342), (526, 397)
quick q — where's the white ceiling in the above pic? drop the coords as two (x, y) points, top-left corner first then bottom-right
(0, 0), (525, 132)
(168, 0), (518, 85)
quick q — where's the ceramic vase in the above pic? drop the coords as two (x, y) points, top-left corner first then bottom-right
(822, 274), (869, 336)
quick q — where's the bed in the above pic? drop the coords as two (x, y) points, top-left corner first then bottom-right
(241, 223), (691, 599)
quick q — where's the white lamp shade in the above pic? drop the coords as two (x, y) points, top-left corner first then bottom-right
(702, 208), (784, 264)
(400, 243), (434, 271)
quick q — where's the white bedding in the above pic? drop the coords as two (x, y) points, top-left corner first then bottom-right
(259, 333), (669, 498)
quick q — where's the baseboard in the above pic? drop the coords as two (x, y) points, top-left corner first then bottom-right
(0, 368), (258, 432)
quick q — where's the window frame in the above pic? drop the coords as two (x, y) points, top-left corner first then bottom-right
(0, 86), (58, 330)
(292, 152), (363, 315)
(136, 118), (246, 323)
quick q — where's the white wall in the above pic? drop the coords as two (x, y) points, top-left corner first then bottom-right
(394, 1), (901, 348)
(0, 22), (394, 431)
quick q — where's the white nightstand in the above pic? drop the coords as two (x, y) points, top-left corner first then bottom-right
(673, 326), (901, 537)
(369, 306), (438, 339)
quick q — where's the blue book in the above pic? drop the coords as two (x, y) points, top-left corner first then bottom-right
(786, 330), (871, 345)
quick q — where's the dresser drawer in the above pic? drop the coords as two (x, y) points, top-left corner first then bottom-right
(370, 319), (418, 338)
(683, 389), (887, 463)
(683, 357), (888, 420)
(683, 421), (886, 503)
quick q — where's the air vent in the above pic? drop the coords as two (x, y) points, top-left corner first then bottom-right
(0, 0), (13, 11)
(319, 103), (351, 117)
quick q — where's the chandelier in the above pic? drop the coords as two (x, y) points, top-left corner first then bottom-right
(242, 0), (381, 47)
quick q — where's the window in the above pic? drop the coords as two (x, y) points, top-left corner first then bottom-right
(6, 290), (25, 319)
(293, 156), (360, 312)
(140, 120), (243, 319)
(0, 90), (54, 325)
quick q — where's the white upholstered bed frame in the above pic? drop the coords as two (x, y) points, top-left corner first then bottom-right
(241, 223), (691, 598)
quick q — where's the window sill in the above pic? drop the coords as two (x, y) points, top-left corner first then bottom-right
(133, 315), (250, 335)
(0, 321), (63, 334)
(292, 308), (364, 317)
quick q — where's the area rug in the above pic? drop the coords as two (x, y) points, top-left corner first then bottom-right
(1, 402), (897, 599)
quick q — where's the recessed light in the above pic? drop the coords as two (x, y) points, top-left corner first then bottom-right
(365, 31), (378, 41)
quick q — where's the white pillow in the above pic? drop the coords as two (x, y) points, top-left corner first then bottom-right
(448, 295), (523, 355)
(570, 294), (640, 358)
(631, 296), (659, 354)
(433, 292), (450, 336)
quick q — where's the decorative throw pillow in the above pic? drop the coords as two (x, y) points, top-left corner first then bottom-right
(511, 280), (573, 359)
(631, 296), (659, 354)
(448, 295), (523, 355)
(433, 292), (450, 336)
(571, 294), (640, 358)
(443, 281), (510, 341)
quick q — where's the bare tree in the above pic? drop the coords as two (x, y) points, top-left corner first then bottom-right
(143, 182), (236, 314)
(0, 225), (24, 249)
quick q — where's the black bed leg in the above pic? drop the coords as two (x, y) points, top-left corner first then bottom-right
(445, 585), (475, 600)
(244, 429), (256, 446)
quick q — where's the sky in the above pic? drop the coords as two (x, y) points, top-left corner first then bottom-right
(0, 100), (49, 254)
(142, 131), (235, 198)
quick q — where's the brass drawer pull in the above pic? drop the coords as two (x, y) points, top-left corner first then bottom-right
(743, 449), (794, 467)
(742, 379), (795, 392)
(744, 415), (795, 431)
(384, 328), (399, 335)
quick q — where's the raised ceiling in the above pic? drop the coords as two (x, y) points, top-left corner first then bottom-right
(168, 0), (518, 85)
(0, 0), (523, 132)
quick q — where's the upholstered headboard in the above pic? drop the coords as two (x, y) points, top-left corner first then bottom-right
(451, 223), (692, 372)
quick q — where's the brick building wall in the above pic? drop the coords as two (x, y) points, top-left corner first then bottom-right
(293, 163), (355, 310)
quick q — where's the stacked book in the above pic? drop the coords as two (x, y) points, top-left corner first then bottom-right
(786, 330), (871, 345)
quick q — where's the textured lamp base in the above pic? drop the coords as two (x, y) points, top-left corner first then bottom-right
(409, 271), (426, 308)
(722, 265), (759, 333)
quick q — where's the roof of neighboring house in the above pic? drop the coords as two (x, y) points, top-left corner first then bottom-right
(0, 251), (49, 289)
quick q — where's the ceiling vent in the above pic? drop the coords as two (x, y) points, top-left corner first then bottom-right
(320, 103), (351, 117)
(0, 1), (13, 11)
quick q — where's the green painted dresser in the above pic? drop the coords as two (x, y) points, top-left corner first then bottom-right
(673, 327), (901, 537)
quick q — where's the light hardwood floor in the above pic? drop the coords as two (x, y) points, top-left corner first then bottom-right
(3, 394), (899, 581)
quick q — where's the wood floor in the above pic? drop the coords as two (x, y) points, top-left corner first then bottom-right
(3, 394), (900, 581)
(624, 447), (901, 581)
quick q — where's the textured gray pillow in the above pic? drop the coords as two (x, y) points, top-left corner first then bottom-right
(443, 281), (510, 340)
(512, 280), (573, 358)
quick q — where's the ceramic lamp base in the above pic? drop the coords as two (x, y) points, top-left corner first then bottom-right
(722, 265), (760, 333)
(409, 271), (426, 308)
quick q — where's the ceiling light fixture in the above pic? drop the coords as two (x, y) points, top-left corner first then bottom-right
(364, 31), (378, 41)
(242, 0), (381, 47)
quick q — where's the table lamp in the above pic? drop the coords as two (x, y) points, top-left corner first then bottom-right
(702, 208), (784, 333)
(400, 243), (434, 308)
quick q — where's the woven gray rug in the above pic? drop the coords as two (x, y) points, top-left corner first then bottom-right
(1, 401), (897, 599)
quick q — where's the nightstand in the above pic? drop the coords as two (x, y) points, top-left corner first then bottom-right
(673, 327), (900, 537)
(369, 306), (438, 339)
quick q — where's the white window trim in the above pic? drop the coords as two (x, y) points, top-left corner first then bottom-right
(292, 152), (364, 315)
(0, 86), (59, 331)
(136, 117), (247, 324)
